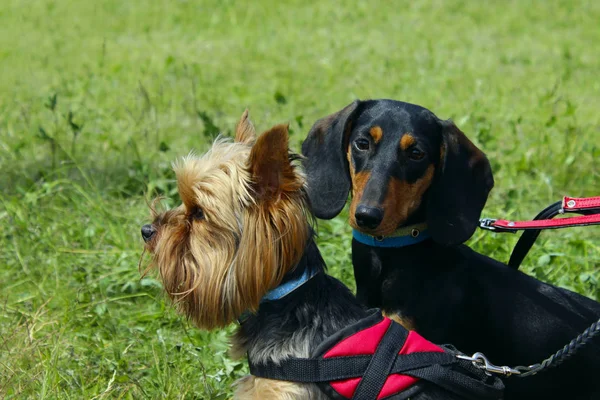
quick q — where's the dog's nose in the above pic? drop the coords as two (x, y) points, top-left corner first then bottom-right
(141, 224), (156, 242)
(355, 205), (384, 229)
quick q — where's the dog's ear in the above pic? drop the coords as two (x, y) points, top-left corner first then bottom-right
(301, 100), (361, 219)
(235, 109), (256, 144)
(426, 121), (494, 245)
(248, 123), (301, 200)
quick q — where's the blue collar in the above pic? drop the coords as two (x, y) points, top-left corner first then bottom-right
(238, 267), (319, 324)
(262, 267), (319, 301)
(352, 223), (430, 248)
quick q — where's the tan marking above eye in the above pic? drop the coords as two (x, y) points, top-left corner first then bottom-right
(400, 134), (416, 150)
(369, 126), (383, 144)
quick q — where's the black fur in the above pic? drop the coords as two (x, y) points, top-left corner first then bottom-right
(302, 99), (493, 244)
(426, 120), (494, 245)
(352, 241), (600, 399)
(302, 99), (600, 400)
(301, 100), (360, 219)
(238, 239), (502, 399)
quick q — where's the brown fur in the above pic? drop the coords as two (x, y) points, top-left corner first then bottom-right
(346, 146), (357, 194)
(377, 166), (435, 236)
(399, 133), (416, 150)
(383, 311), (416, 331)
(344, 147), (435, 235)
(347, 171), (371, 230)
(344, 130), (435, 236)
(143, 113), (308, 330)
(235, 376), (328, 400)
(369, 126), (383, 144)
(235, 109), (256, 144)
(346, 166), (435, 236)
(141, 111), (316, 397)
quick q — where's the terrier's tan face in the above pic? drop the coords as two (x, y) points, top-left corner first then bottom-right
(141, 111), (308, 330)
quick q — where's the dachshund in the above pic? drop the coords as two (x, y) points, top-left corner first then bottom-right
(301, 99), (600, 400)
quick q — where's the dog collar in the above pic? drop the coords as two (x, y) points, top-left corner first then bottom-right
(238, 267), (319, 324)
(352, 223), (430, 248)
(262, 267), (319, 301)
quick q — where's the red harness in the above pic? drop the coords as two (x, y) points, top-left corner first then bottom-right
(322, 317), (444, 398)
(249, 311), (504, 399)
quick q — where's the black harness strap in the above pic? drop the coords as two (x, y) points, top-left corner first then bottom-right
(409, 364), (504, 400)
(390, 352), (456, 372)
(249, 356), (371, 383)
(248, 315), (505, 399)
(250, 353), (503, 399)
(249, 352), (455, 383)
(352, 321), (407, 399)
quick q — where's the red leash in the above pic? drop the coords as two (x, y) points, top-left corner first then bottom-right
(479, 195), (600, 270)
(562, 196), (600, 212)
(480, 196), (600, 232)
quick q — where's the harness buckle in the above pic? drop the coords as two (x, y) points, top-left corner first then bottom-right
(478, 218), (498, 231)
(457, 352), (521, 377)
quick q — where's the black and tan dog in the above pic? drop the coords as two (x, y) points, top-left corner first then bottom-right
(302, 99), (600, 400)
(140, 111), (504, 399)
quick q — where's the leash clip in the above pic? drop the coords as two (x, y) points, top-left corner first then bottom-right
(457, 352), (521, 377)
(479, 218), (498, 231)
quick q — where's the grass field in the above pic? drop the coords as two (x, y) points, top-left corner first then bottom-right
(1, 0), (599, 398)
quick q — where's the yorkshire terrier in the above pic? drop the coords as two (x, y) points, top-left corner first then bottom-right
(140, 111), (504, 399)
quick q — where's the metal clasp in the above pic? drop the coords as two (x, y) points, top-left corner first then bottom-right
(457, 352), (521, 377)
(479, 218), (498, 231)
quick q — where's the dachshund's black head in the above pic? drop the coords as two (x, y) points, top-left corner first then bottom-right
(301, 99), (494, 245)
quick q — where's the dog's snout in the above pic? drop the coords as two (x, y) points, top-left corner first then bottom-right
(141, 224), (156, 242)
(355, 205), (384, 230)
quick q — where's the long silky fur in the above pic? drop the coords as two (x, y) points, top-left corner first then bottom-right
(145, 123), (308, 330)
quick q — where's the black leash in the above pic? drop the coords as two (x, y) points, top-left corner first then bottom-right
(516, 317), (600, 376)
(507, 200), (562, 269)
(507, 202), (598, 270)
(458, 317), (600, 378)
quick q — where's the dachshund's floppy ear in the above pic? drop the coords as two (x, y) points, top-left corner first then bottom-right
(301, 100), (361, 219)
(426, 120), (494, 245)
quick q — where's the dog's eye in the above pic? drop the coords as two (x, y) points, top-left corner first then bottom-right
(353, 139), (370, 151)
(192, 207), (205, 220)
(408, 148), (425, 161)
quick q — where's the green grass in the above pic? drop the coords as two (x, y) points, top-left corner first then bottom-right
(1, 0), (599, 398)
